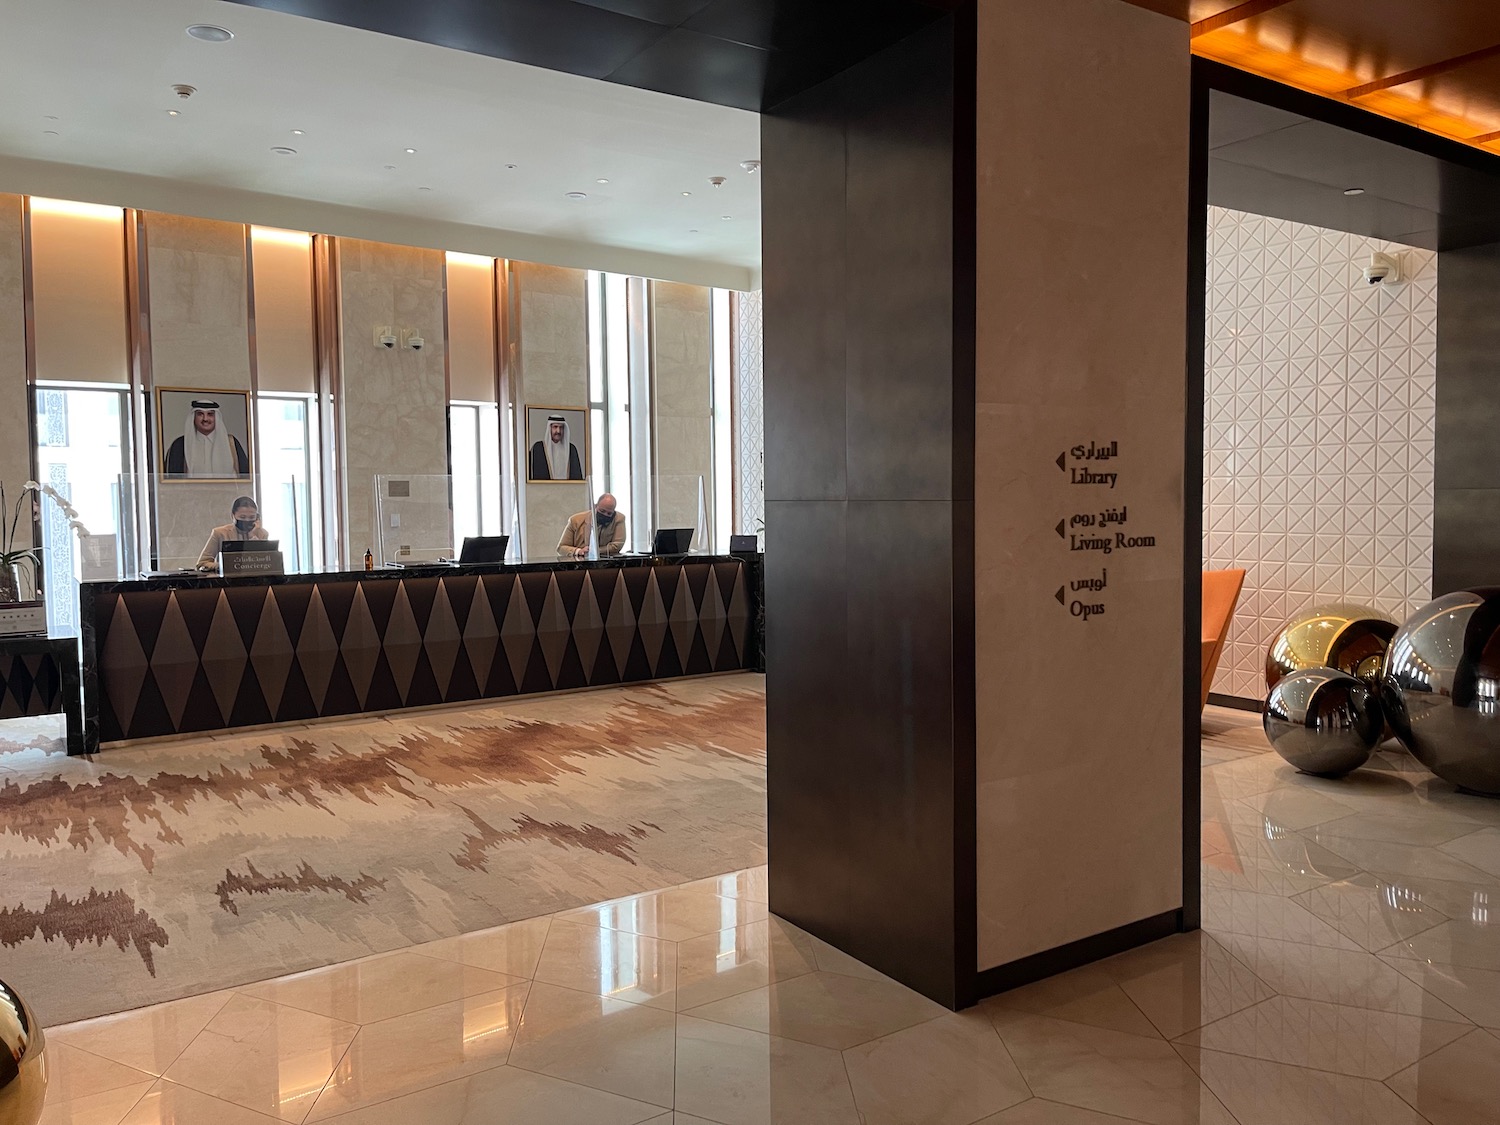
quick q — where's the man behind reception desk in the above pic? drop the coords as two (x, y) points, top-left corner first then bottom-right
(197, 495), (269, 571)
(558, 494), (626, 559)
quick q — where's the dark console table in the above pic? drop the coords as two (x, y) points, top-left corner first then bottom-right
(79, 554), (761, 752)
(0, 633), (83, 755)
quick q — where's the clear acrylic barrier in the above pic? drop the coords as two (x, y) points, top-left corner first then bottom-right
(124, 474), (316, 574)
(653, 473), (709, 554)
(373, 474), (455, 567)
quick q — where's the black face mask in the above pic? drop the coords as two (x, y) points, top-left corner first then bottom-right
(235, 518), (257, 533)
(595, 511), (613, 527)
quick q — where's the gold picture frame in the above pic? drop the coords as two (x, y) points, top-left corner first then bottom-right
(155, 387), (255, 481)
(525, 405), (589, 483)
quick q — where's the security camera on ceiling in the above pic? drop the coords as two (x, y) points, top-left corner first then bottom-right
(401, 329), (425, 352)
(1362, 251), (1403, 286)
(374, 325), (397, 349)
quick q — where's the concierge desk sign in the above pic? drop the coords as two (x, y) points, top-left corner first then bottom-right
(1053, 441), (1157, 623)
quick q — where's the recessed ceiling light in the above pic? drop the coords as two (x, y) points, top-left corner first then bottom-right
(681, 191), (692, 197)
(688, 229), (700, 234)
(596, 178), (610, 184)
(740, 159), (761, 174)
(166, 109), (181, 117)
(43, 115), (57, 121)
(721, 215), (732, 221)
(270, 146), (297, 156)
(291, 129), (304, 136)
(418, 186), (432, 192)
(404, 148), (417, 154)
(383, 164), (396, 171)
(565, 191), (588, 201)
(504, 163), (518, 170)
(42, 130), (59, 137)
(186, 24), (234, 42)
(1343, 187), (1365, 196)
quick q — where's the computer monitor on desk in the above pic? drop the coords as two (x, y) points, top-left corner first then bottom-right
(652, 528), (694, 555)
(458, 535), (510, 565)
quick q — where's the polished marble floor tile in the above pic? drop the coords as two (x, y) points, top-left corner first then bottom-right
(1382, 918), (1500, 972)
(1095, 931), (1275, 1040)
(841, 1010), (1031, 1125)
(1384, 1027), (1500, 1125)
(1310, 809), (1487, 849)
(1218, 934), (1469, 1020)
(161, 994), (358, 1122)
(986, 1009), (1236, 1125)
(1381, 956), (1500, 1028)
(1201, 886), (1363, 950)
(975, 1100), (1144, 1124)
(1307, 831), (1496, 883)
(1178, 1045), (1426, 1125)
(556, 887), (768, 942)
(41, 1044), (155, 1106)
(507, 982), (677, 1107)
(531, 920), (677, 1007)
(120, 1081), (287, 1125)
(48, 992), (233, 1079)
(413, 916), (552, 979)
(1177, 993), (1470, 1080)
(1438, 827), (1500, 880)
(678, 865), (770, 903)
(1290, 873), (1450, 951)
(307, 1063), (664, 1125)
(672, 1015), (861, 1125)
(240, 951), (523, 1026)
(666, 918), (817, 1012)
(984, 965), (1162, 1038)
(305, 984), (528, 1121)
(682, 968), (946, 1050)
(38, 1081), (154, 1125)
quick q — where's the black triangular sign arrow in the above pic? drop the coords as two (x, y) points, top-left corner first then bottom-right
(1055, 519), (1065, 538)
(1055, 586), (1065, 605)
(1056, 451), (1066, 471)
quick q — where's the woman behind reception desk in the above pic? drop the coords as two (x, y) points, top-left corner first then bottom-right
(196, 495), (269, 572)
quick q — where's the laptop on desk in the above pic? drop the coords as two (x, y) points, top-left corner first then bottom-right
(456, 535), (510, 565)
(652, 528), (694, 555)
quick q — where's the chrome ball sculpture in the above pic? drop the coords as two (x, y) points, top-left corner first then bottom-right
(1266, 604), (1399, 690)
(0, 978), (46, 1125)
(1263, 667), (1383, 777)
(1382, 588), (1500, 796)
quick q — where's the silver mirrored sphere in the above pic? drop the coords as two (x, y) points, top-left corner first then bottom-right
(0, 977), (46, 1125)
(1382, 588), (1500, 796)
(1263, 667), (1383, 777)
(1266, 603), (1398, 690)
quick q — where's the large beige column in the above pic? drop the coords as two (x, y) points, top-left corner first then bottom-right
(973, 0), (1190, 976)
(0, 197), (27, 510)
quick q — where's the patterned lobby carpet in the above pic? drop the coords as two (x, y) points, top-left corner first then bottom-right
(0, 674), (766, 1025)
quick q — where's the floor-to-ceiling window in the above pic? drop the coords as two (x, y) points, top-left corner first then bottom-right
(449, 400), (503, 546)
(34, 383), (132, 631)
(255, 392), (323, 573)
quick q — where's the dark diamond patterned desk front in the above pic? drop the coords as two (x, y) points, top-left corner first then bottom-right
(0, 633), (83, 754)
(81, 557), (758, 750)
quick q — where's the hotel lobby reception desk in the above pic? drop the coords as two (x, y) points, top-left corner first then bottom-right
(79, 556), (759, 752)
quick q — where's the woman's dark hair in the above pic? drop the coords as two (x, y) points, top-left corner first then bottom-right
(232, 496), (258, 512)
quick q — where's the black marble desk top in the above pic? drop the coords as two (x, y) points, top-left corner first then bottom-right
(86, 553), (750, 595)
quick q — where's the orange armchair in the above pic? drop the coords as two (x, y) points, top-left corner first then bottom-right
(1201, 569), (1245, 711)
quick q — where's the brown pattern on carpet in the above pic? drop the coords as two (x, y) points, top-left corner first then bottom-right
(0, 889), (168, 973)
(453, 807), (662, 871)
(216, 863), (387, 916)
(0, 688), (763, 871)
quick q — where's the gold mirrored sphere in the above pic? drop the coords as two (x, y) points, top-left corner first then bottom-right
(0, 978), (46, 1125)
(1266, 603), (1398, 691)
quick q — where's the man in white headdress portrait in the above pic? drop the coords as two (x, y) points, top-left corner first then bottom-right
(528, 412), (584, 481)
(164, 399), (251, 478)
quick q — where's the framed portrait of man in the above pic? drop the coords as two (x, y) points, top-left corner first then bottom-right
(525, 406), (588, 483)
(156, 388), (254, 480)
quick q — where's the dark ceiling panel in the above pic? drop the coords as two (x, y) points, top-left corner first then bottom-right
(223, 0), (953, 111)
(575, 0), (713, 24)
(1208, 88), (1500, 249)
(226, 0), (664, 78)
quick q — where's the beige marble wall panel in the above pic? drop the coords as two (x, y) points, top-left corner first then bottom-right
(651, 282), (713, 540)
(515, 262), (590, 557)
(339, 239), (449, 565)
(146, 213), (250, 391)
(29, 203), (129, 385)
(974, 0), (1189, 970)
(0, 196), (28, 512)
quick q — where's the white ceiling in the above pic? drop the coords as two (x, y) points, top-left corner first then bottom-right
(0, 0), (763, 288)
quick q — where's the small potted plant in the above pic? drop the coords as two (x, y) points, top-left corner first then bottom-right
(0, 481), (90, 604)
